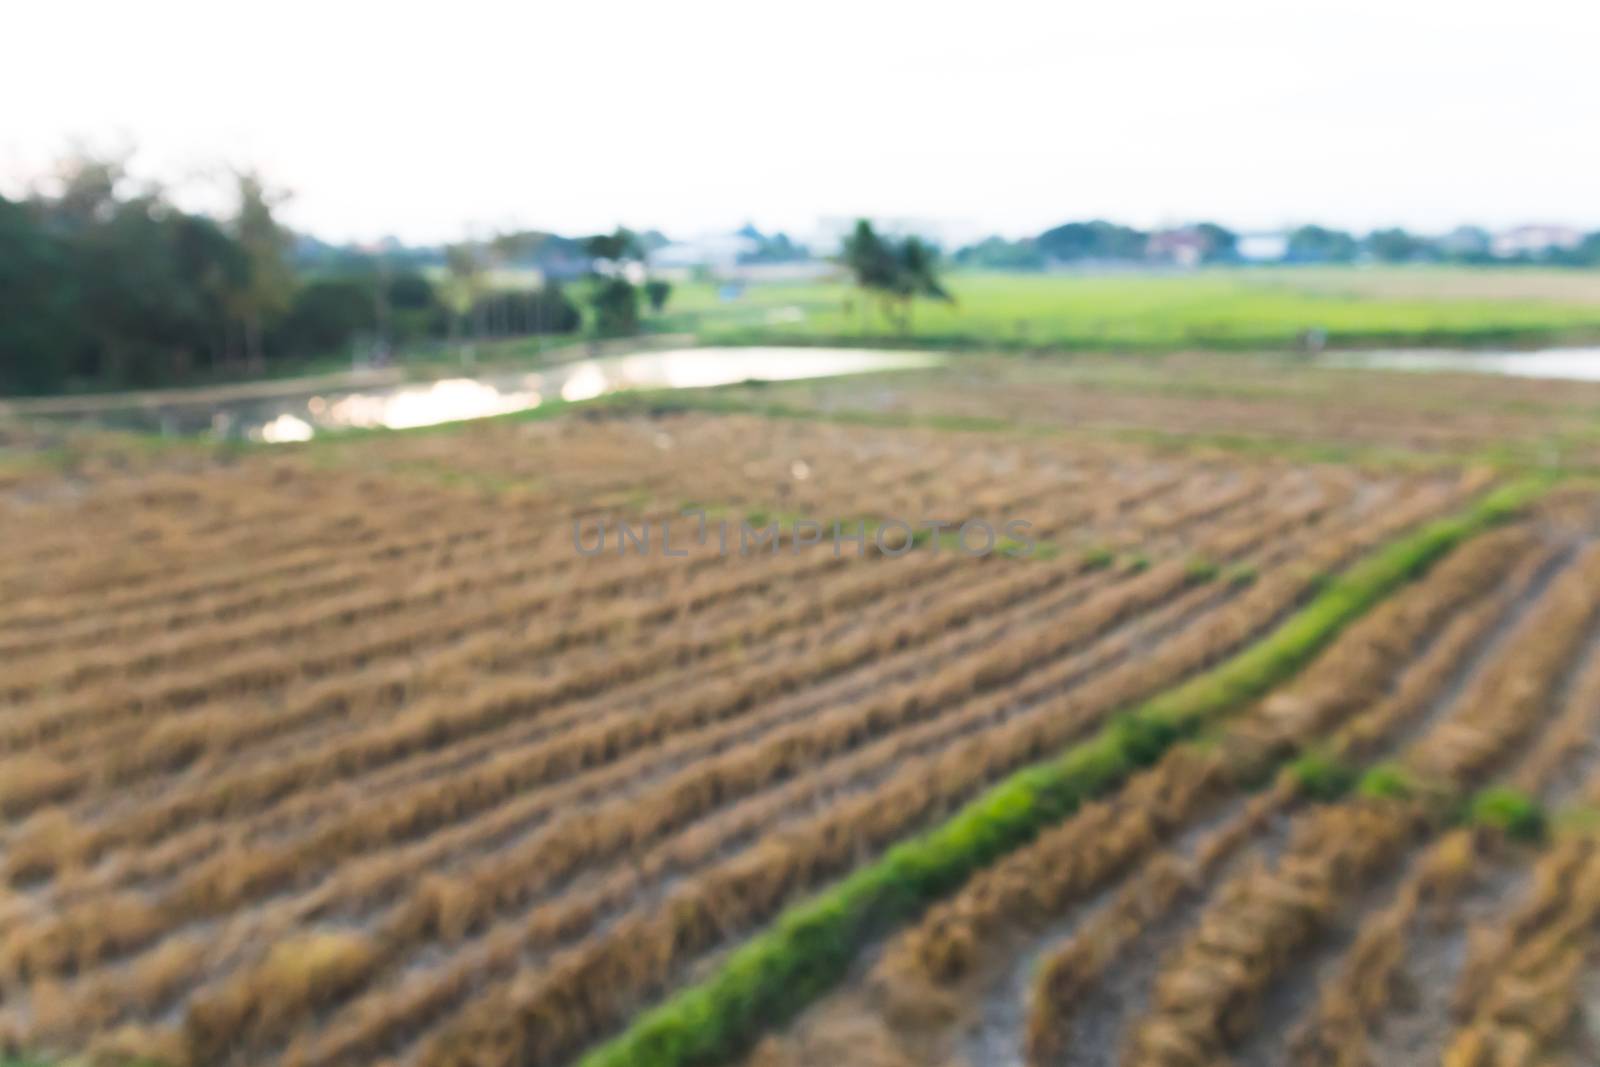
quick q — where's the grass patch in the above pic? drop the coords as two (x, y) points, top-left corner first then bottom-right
(575, 475), (1551, 1067)
(1226, 563), (1260, 588)
(1469, 786), (1547, 842)
(1289, 750), (1361, 801)
(1081, 545), (1116, 570)
(1357, 762), (1418, 800)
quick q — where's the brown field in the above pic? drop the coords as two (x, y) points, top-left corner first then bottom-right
(692, 353), (1600, 469)
(3, 362), (1600, 1067)
(1279, 266), (1600, 304)
(744, 486), (1600, 1067)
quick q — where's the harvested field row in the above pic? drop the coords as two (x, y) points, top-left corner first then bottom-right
(546, 478), (1555, 1067)
(3, 476), (1376, 1043)
(1091, 534), (1600, 1067)
(0, 411), (1481, 1067)
(736, 510), (1568, 1067)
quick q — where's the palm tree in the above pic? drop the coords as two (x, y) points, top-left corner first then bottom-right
(893, 236), (951, 332)
(840, 220), (952, 335)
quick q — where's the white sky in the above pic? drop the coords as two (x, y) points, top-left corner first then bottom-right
(5, 0), (1598, 245)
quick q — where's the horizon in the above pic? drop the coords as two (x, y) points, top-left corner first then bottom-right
(7, 0), (1598, 245)
(299, 217), (1589, 256)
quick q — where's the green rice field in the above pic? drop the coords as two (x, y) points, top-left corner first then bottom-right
(661, 267), (1600, 352)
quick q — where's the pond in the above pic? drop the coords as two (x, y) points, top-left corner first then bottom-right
(1326, 346), (1600, 382)
(27, 347), (939, 443)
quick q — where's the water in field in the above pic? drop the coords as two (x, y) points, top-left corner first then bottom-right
(31, 347), (938, 443)
(1329, 346), (1600, 381)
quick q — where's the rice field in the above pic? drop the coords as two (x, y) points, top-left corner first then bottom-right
(2, 362), (1599, 1067)
(676, 269), (1600, 351)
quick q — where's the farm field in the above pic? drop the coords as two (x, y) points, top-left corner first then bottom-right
(671, 352), (1600, 470)
(746, 487), (1600, 1067)
(673, 268), (1600, 352)
(1, 361), (1599, 1067)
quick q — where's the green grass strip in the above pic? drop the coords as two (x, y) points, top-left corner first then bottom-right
(576, 475), (1551, 1067)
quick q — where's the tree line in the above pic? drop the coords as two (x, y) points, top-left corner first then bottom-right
(7, 154), (1600, 397)
(0, 158), (675, 395)
(954, 220), (1600, 269)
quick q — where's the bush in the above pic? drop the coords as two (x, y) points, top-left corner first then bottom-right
(645, 279), (673, 313)
(590, 278), (640, 335)
(470, 286), (582, 336)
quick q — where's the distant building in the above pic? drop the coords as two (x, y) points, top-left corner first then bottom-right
(648, 233), (834, 284)
(1492, 225), (1583, 258)
(1145, 227), (1209, 268)
(727, 260), (837, 283)
(536, 251), (593, 282)
(1236, 232), (1290, 263)
(651, 233), (759, 272)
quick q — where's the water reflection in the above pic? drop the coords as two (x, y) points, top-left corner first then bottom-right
(1328, 347), (1600, 381)
(47, 347), (938, 443)
(258, 413), (315, 443)
(299, 377), (544, 436)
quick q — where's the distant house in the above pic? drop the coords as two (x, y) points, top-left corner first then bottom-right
(1492, 225), (1583, 259)
(652, 233), (759, 273)
(1145, 227), (1209, 268)
(536, 251), (593, 282)
(1236, 232), (1290, 263)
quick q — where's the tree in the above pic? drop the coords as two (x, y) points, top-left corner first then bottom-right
(891, 236), (951, 331)
(840, 220), (953, 334)
(841, 219), (899, 322)
(953, 236), (1045, 271)
(51, 154), (124, 228)
(441, 241), (490, 348)
(0, 196), (80, 394)
(644, 279), (672, 313)
(1552, 232), (1600, 268)
(1286, 225), (1358, 264)
(1035, 220), (1148, 263)
(1366, 227), (1433, 264)
(275, 278), (374, 354)
(228, 172), (295, 369)
(14, 154), (253, 387)
(70, 187), (237, 385)
(170, 212), (250, 374)
(583, 228), (641, 265)
(582, 228), (645, 335)
(386, 270), (446, 341)
(516, 284), (582, 334)
(590, 278), (639, 335)
(1194, 223), (1238, 263)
